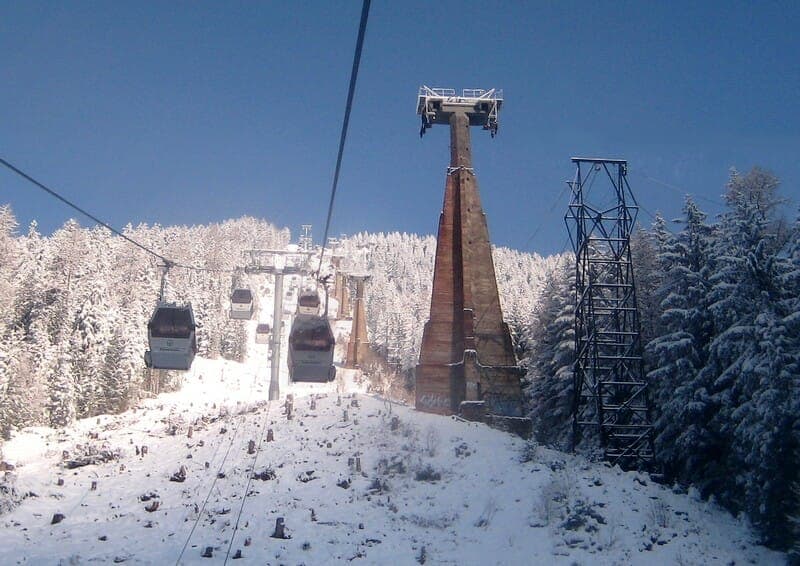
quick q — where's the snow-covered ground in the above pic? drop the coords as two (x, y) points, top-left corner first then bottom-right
(0, 354), (784, 565)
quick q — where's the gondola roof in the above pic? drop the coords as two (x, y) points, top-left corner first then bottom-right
(231, 288), (253, 303)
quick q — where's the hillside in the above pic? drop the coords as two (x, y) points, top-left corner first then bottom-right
(0, 355), (782, 565)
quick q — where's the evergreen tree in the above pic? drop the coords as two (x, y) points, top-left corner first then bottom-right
(101, 325), (133, 414)
(698, 168), (783, 507)
(48, 349), (76, 427)
(0, 331), (45, 438)
(523, 256), (575, 449)
(646, 199), (715, 480)
(727, 207), (800, 548)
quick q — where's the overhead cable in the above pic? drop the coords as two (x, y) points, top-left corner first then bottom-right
(0, 157), (174, 265)
(0, 157), (236, 273)
(316, 0), (371, 279)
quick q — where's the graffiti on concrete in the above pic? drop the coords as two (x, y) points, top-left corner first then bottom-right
(416, 394), (451, 411)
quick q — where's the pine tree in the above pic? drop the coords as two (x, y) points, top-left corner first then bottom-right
(646, 199), (715, 481)
(726, 206), (800, 548)
(101, 325), (132, 414)
(0, 206), (20, 339)
(0, 331), (45, 438)
(694, 169), (783, 509)
(523, 256), (575, 449)
(48, 349), (76, 427)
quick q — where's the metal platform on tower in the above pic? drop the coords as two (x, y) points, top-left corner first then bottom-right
(417, 86), (503, 137)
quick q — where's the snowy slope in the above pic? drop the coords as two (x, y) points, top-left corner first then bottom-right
(0, 356), (783, 565)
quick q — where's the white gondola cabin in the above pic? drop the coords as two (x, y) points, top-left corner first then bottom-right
(145, 303), (197, 371)
(287, 291), (336, 382)
(255, 323), (271, 344)
(230, 288), (254, 320)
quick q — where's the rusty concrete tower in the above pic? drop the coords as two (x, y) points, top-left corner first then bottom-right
(415, 86), (523, 417)
(345, 274), (370, 368)
(330, 255), (351, 320)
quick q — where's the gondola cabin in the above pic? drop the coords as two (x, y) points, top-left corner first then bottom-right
(255, 323), (271, 344)
(145, 303), (197, 370)
(230, 288), (254, 320)
(297, 292), (320, 315)
(287, 291), (336, 382)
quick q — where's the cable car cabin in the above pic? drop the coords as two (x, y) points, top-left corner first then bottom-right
(296, 291), (320, 315)
(287, 291), (335, 382)
(230, 288), (254, 320)
(255, 323), (271, 344)
(288, 315), (336, 382)
(145, 303), (197, 371)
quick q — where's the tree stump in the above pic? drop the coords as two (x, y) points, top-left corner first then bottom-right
(355, 457), (361, 473)
(248, 440), (256, 455)
(141, 445), (148, 457)
(343, 410), (348, 422)
(51, 513), (65, 525)
(310, 398), (316, 411)
(91, 481), (97, 491)
(267, 429), (274, 442)
(271, 517), (288, 539)
(57, 478), (64, 486)
(170, 465), (187, 482)
(201, 546), (213, 558)
(187, 426), (193, 439)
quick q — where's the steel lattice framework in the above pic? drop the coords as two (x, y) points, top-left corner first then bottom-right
(565, 158), (654, 468)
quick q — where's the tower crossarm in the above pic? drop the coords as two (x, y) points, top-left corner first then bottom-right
(417, 85), (503, 137)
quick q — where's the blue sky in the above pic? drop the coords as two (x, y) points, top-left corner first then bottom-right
(2, 1), (799, 256)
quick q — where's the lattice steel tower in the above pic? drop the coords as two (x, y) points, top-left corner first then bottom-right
(565, 158), (654, 468)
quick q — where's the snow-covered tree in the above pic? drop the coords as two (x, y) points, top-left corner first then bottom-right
(646, 199), (716, 481)
(522, 255), (575, 449)
(642, 168), (799, 550)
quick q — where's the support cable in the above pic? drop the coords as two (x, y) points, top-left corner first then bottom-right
(1, 157), (173, 264)
(223, 401), (273, 564)
(472, 177), (574, 331)
(174, 398), (255, 565)
(0, 157), (237, 273)
(315, 0), (371, 280)
(629, 168), (724, 208)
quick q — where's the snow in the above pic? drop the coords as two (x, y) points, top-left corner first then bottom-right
(0, 356), (783, 565)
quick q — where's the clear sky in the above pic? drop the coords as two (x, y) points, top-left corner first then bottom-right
(2, 1), (799, 256)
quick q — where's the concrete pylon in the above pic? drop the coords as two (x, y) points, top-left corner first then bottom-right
(331, 256), (351, 320)
(415, 110), (523, 417)
(330, 256), (346, 319)
(339, 273), (351, 319)
(345, 275), (370, 369)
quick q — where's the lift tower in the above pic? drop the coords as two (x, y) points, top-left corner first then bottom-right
(415, 86), (523, 418)
(345, 273), (371, 369)
(565, 158), (654, 468)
